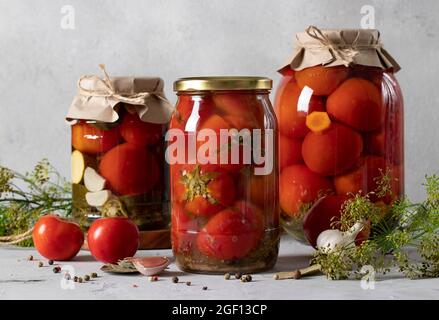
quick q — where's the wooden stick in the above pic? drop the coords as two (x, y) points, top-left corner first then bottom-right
(274, 264), (322, 280)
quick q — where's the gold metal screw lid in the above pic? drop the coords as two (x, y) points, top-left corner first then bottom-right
(174, 76), (272, 92)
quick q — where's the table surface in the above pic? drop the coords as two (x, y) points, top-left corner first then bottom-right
(1, 236), (438, 300)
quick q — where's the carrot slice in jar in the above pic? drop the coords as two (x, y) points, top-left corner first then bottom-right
(306, 111), (331, 133)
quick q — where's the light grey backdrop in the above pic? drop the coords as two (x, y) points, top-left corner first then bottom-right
(0, 0), (437, 201)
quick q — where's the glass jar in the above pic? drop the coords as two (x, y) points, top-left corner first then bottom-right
(67, 73), (173, 247)
(275, 28), (404, 244)
(169, 77), (280, 274)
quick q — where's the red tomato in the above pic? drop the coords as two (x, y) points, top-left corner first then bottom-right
(279, 164), (333, 217)
(303, 195), (370, 248)
(327, 78), (383, 132)
(87, 217), (139, 263)
(302, 123), (363, 176)
(275, 78), (325, 138)
(99, 143), (159, 196)
(279, 135), (303, 170)
(120, 113), (162, 146)
(72, 122), (120, 154)
(197, 114), (247, 172)
(175, 165), (236, 217)
(295, 66), (349, 96)
(171, 203), (199, 255)
(197, 201), (263, 260)
(32, 214), (84, 261)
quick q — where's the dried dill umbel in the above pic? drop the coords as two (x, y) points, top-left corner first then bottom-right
(0, 159), (72, 247)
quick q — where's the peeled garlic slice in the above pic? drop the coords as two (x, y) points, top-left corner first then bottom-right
(86, 190), (112, 207)
(84, 167), (106, 192)
(71, 150), (85, 184)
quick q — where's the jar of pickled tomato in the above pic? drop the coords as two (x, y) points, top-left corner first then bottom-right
(169, 77), (280, 273)
(66, 68), (174, 248)
(275, 27), (404, 245)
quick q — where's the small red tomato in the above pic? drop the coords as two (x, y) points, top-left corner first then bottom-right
(72, 122), (120, 154)
(176, 165), (236, 217)
(32, 214), (84, 261)
(87, 217), (139, 264)
(197, 201), (263, 260)
(120, 113), (163, 146)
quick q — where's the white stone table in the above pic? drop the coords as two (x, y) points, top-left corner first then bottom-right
(1, 236), (438, 300)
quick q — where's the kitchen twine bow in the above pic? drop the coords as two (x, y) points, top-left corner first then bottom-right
(77, 64), (168, 106)
(299, 25), (383, 66)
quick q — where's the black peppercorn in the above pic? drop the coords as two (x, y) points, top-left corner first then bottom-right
(38, 261), (43, 268)
(224, 273), (231, 280)
(91, 272), (98, 278)
(78, 277), (83, 283)
(84, 275), (90, 281)
(235, 273), (242, 280)
(202, 286), (208, 291)
(48, 260), (54, 265)
(27, 255), (33, 261)
(172, 276), (179, 283)
(73, 276), (78, 282)
(53, 266), (61, 273)
(186, 281), (191, 286)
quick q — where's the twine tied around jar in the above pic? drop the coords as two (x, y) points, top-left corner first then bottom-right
(298, 25), (383, 67)
(77, 64), (169, 107)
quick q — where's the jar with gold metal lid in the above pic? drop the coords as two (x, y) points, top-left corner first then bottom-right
(168, 76), (280, 273)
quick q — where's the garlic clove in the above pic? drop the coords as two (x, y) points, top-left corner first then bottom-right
(84, 167), (106, 192)
(86, 190), (112, 207)
(130, 257), (170, 276)
(71, 150), (85, 184)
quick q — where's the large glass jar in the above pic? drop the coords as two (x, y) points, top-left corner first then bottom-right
(66, 73), (173, 248)
(275, 28), (404, 244)
(169, 77), (280, 274)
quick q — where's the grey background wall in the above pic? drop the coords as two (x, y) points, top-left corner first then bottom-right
(0, 0), (437, 201)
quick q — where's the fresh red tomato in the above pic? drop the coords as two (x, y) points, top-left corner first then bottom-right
(32, 214), (84, 261)
(72, 122), (120, 154)
(197, 201), (263, 260)
(87, 217), (139, 264)
(120, 113), (162, 146)
(295, 66), (349, 96)
(99, 143), (159, 196)
(174, 165), (236, 217)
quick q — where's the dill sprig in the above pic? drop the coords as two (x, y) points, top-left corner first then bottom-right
(0, 159), (71, 246)
(313, 173), (439, 280)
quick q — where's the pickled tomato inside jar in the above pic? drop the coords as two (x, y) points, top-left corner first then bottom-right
(274, 65), (404, 244)
(170, 77), (280, 274)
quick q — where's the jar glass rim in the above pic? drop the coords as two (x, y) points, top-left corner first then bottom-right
(174, 76), (272, 92)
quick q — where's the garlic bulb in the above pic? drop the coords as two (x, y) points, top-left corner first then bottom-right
(316, 221), (365, 253)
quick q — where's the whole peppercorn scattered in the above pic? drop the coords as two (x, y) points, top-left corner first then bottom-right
(202, 286), (208, 291)
(224, 273), (231, 280)
(148, 276), (158, 282)
(65, 273), (71, 281)
(235, 273), (242, 280)
(241, 277), (247, 283)
(38, 261), (43, 268)
(48, 260), (54, 265)
(186, 281), (191, 286)
(245, 275), (252, 282)
(91, 272), (98, 278)
(73, 276), (79, 282)
(172, 276), (179, 283)
(273, 274), (280, 280)
(84, 275), (90, 281)
(27, 255), (33, 261)
(78, 277), (83, 283)
(53, 266), (61, 273)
